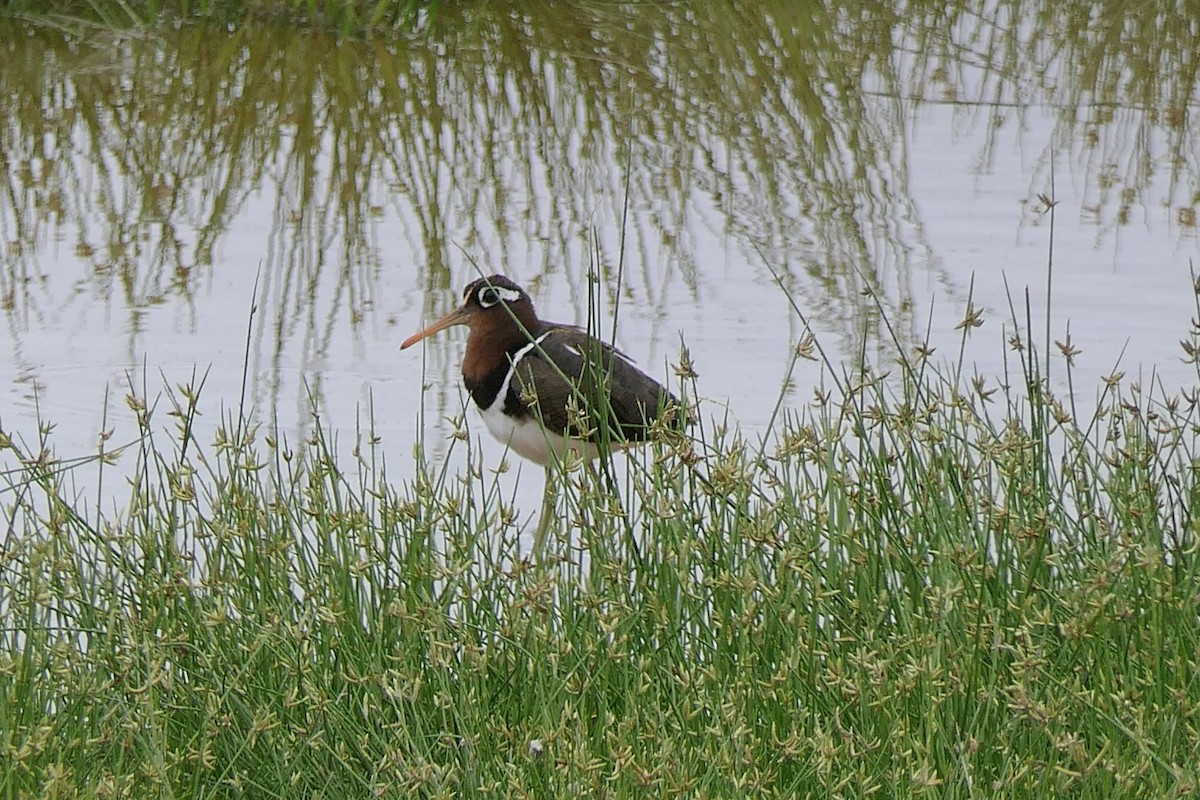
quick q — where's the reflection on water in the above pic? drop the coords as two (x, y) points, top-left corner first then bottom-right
(0, 1), (1198, 473)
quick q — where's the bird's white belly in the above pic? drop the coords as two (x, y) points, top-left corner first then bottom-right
(478, 331), (598, 466)
(478, 401), (597, 466)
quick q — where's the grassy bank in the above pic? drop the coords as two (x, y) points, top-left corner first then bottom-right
(2, 300), (1199, 799)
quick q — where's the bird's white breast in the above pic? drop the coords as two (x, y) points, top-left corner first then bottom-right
(479, 331), (599, 466)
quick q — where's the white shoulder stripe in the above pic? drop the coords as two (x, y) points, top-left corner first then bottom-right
(483, 331), (553, 412)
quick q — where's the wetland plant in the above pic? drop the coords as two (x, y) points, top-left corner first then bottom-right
(1, 283), (1200, 798)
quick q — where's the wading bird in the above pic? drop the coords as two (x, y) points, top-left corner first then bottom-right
(400, 274), (681, 554)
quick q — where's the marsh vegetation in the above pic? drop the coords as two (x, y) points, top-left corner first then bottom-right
(3, 1), (1200, 797)
(4, 282), (1200, 797)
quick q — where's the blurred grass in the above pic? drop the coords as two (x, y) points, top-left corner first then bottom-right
(0, 0), (441, 33)
(3, 276), (1200, 798)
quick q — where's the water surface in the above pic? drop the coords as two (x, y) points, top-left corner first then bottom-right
(1, 3), (1197, 519)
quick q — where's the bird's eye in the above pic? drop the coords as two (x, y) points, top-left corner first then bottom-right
(477, 287), (500, 308)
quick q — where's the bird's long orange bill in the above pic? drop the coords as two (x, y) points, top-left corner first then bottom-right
(400, 306), (472, 350)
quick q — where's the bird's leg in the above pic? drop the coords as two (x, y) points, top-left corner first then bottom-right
(587, 456), (640, 562)
(532, 466), (557, 560)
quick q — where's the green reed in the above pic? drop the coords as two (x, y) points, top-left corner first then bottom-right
(2, 277), (1200, 798)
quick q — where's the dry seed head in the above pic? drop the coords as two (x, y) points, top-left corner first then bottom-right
(564, 394), (596, 439)
(673, 344), (699, 379)
(795, 332), (818, 361)
(1051, 400), (1072, 425)
(518, 382), (538, 408)
(955, 302), (984, 331)
(673, 437), (700, 466)
(971, 375), (996, 402)
(178, 382), (200, 405)
(1056, 334), (1081, 366)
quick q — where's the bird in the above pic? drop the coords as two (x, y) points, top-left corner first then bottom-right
(400, 274), (682, 552)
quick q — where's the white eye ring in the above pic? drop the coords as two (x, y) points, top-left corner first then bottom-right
(477, 286), (521, 308)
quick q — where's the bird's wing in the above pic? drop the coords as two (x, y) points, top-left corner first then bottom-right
(510, 326), (678, 443)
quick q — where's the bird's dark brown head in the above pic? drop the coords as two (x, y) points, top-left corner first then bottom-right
(460, 275), (535, 321)
(400, 274), (539, 363)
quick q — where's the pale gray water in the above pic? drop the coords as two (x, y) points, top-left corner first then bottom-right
(1, 6), (1196, 531)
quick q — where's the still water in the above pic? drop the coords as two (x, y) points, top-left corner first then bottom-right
(1, 4), (1197, 518)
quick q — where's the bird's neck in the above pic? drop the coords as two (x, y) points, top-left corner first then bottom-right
(462, 314), (545, 407)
